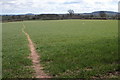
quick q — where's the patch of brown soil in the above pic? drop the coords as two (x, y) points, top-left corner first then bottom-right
(22, 23), (51, 78)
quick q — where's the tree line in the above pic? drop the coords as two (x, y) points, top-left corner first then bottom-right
(2, 10), (120, 22)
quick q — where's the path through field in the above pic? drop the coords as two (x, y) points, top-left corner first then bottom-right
(22, 23), (51, 78)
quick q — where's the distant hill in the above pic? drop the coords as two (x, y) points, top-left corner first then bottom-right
(75, 11), (119, 17)
(92, 11), (118, 14)
(1, 11), (119, 16)
(2, 11), (119, 21)
(25, 13), (34, 15)
(92, 11), (118, 16)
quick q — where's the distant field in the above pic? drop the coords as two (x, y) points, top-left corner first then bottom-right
(2, 20), (119, 78)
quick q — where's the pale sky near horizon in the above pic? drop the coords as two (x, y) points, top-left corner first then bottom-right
(1, 0), (120, 14)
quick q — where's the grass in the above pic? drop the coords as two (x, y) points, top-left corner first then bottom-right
(2, 22), (33, 78)
(23, 20), (119, 78)
(0, 23), (2, 79)
(2, 20), (119, 79)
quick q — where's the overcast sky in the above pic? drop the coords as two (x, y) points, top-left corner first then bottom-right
(1, 0), (119, 14)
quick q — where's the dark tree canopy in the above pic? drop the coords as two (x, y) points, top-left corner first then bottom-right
(99, 11), (106, 18)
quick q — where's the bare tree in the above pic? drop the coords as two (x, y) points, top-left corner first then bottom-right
(68, 9), (74, 15)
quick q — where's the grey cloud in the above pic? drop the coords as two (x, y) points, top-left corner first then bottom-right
(95, 2), (102, 4)
(47, 2), (56, 4)
(63, 2), (80, 4)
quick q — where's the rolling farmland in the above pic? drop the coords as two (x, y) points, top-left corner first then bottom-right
(2, 20), (119, 79)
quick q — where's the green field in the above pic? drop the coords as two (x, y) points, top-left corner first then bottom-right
(2, 20), (119, 78)
(0, 23), (2, 79)
(2, 22), (33, 78)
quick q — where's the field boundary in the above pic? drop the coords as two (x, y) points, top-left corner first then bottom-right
(22, 22), (51, 78)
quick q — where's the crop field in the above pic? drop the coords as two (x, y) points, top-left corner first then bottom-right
(2, 22), (33, 78)
(2, 20), (119, 79)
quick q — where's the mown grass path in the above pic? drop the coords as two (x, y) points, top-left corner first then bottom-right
(22, 23), (51, 78)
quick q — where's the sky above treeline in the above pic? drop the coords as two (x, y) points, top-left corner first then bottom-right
(1, 0), (120, 14)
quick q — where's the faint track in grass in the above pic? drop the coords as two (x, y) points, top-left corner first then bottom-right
(22, 23), (51, 78)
